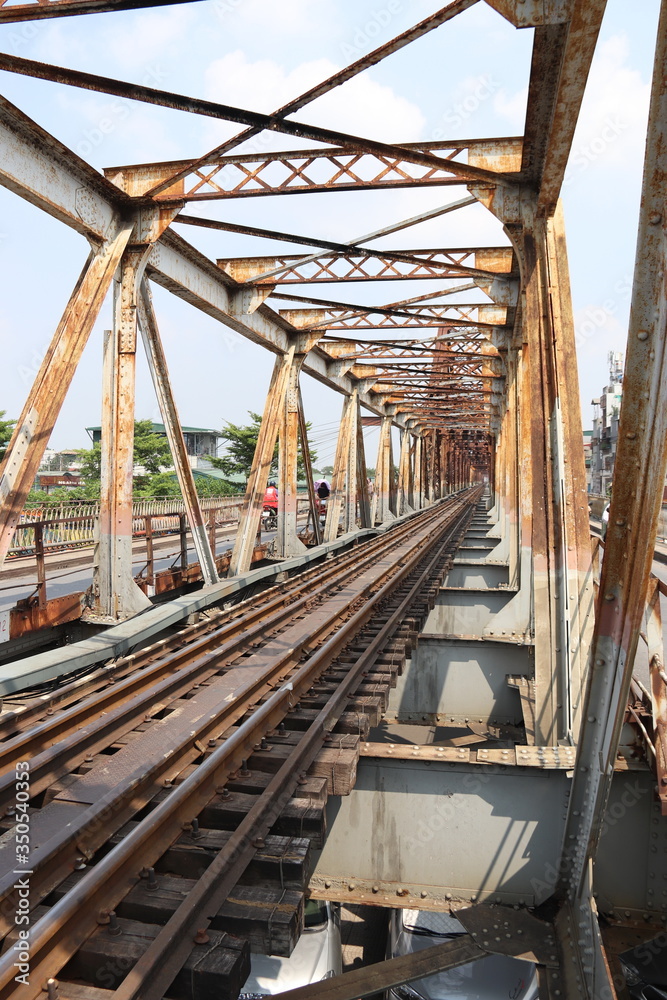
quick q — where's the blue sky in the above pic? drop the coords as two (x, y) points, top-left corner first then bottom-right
(0, 0), (659, 467)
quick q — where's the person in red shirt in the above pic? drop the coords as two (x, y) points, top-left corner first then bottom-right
(263, 482), (278, 511)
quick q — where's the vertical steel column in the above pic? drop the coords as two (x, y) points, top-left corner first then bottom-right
(546, 203), (596, 740)
(276, 354), (307, 559)
(137, 281), (218, 586)
(372, 414), (395, 525)
(94, 248), (153, 621)
(413, 434), (424, 509)
(560, 0), (667, 924)
(324, 395), (354, 542)
(0, 224), (133, 568)
(229, 348), (295, 576)
(355, 398), (371, 530)
(396, 429), (414, 515)
(297, 387), (322, 547)
(343, 390), (360, 534)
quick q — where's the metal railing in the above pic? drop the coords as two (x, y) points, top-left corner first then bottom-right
(9, 496), (250, 558)
(5, 496), (312, 612)
(591, 532), (667, 811)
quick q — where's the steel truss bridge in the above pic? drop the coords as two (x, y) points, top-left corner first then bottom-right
(0, 2), (666, 999)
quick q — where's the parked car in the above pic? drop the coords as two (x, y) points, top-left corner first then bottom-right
(240, 900), (341, 998)
(387, 909), (539, 1000)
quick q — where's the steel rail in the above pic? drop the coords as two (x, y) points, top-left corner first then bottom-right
(115, 494), (478, 1000)
(0, 524), (376, 736)
(0, 501), (453, 786)
(0, 490), (479, 1000)
(0, 495), (477, 944)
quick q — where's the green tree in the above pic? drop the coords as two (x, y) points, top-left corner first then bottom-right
(210, 411), (317, 481)
(133, 419), (172, 476)
(135, 472), (183, 498)
(0, 411), (16, 462)
(209, 413), (269, 479)
(77, 443), (102, 481)
(77, 421), (173, 485)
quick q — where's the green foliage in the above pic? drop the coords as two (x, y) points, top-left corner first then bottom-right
(133, 419), (172, 476)
(134, 472), (183, 498)
(25, 483), (101, 505)
(193, 477), (238, 498)
(77, 443), (102, 481)
(77, 420), (173, 485)
(320, 465), (334, 477)
(209, 412), (271, 479)
(0, 410), (16, 462)
(210, 411), (317, 481)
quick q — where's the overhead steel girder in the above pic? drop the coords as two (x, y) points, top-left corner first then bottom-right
(485, 0), (576, 27)
(278, 306), (508, 331)
(217, 248), (517, 286)
(0, 98), (411, 424)
(0, 95), (126, 242)
(104, 138), (524, 201)
(149, 234), (406, 419)
(0, 52), (508, 190)
(0, 0), (206, 22)
(518, 0), (607, 215)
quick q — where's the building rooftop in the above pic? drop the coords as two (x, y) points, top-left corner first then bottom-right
(86, 423), (221, 437)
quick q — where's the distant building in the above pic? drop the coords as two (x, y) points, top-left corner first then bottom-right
(583, 430), (592, 491)
(86, 423), (222, 470)
(39, 448), (81, 474)
(589, 353), (623, 496)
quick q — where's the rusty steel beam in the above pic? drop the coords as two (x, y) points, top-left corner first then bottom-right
(0, 0), (204, 20)
(235, 198), (481, 290)
(109, 144), (519, 201)
(521, 1), (606, 215)
(276, 354), (309, 559)
(0, 53), (510, 189)
(143, 1), (482, 197)
(278, 306), (506, 331)
(217, 248), (515, 286)
(0, 225), (133, 569)
(137, 280), (219, 587)
(560, 0), (667, 908)
(95, 251), (154, 622)
(229, 349), (297, 576)
(0, 94), (127, 240)
(269, 282), (481, 312)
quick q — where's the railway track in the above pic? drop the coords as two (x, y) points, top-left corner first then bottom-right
(0, 490), (481, 1000)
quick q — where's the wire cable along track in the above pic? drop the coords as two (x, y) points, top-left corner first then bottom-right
(0, 491), (480, 1000)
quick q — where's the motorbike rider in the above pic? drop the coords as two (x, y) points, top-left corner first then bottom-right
(263, 481), (278, 512)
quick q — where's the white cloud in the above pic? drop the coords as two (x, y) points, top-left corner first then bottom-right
(493, 85), (528, 131)
(215, 0), (329, 35)
(565, 33), (650, 182)
(204, 51), (426, 143)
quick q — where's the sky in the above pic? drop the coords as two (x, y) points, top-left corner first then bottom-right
(0, 0), (659, 468)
